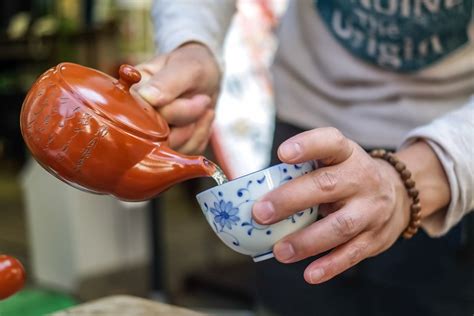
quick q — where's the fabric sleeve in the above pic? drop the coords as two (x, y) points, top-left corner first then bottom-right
(400, 97), (474, 237)
(152, 0), (236, 68)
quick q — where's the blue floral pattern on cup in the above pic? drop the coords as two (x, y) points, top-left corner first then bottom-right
(210, 200), (240, 230)
(197, 162), (318, 262)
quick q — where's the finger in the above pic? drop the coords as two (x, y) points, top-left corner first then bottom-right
(252, 165), (356, 224)
(134, 57), (167, 86)
(303, 235), (372, 284)
(136, 56), (168, 75)
(168, 124), (196, 149)
(273, 202), (367, 263)
(278, 127), (354, 166)
(158, 94), (211, 126)
(196, 138), (211, 154)
(136, 56), (203, 107)
(177, 109), (215, 155)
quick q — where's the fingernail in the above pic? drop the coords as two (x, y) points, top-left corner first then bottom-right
(138, 85), (161, 104)
(279, 142), (302, 161)
(275, 241), (295, 261)
(253, 201), (275, 223)
(309, 268), (325, 283)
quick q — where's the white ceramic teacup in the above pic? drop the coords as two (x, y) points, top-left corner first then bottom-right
(196, 162), (318, 262)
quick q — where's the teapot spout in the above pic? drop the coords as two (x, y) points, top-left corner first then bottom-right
(114, 146), (219, 201)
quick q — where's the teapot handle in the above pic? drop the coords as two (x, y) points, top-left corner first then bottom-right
(117, 64), (142, 91)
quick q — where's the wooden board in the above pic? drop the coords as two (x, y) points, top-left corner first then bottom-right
(53, 295), (205, 316)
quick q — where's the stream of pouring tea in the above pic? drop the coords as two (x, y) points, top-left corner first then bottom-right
(211, 163), (228, 185)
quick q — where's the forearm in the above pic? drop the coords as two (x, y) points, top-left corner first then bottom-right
(399, 99), (474, 236)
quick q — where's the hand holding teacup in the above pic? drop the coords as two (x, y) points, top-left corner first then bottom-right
(252, 127), (413, 285)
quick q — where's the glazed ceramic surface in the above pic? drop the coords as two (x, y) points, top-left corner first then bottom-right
(20, 63), (215, 201)
(196, 162), (318, 262)
(0, 255), (26, 300)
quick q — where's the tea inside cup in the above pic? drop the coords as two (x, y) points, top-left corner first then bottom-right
(196, 162), (318, 262)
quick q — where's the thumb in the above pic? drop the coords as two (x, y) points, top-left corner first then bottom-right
(137, 58), (198, 107)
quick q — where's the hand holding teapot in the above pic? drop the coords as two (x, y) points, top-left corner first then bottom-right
(20, 62), (224, 201)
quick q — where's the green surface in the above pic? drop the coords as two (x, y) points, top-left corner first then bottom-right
(0, 288), (76, 316)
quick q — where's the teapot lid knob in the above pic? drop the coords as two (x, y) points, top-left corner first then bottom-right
(118, 64), (141, 90)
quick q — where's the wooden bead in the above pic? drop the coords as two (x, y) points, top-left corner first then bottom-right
(388, 156), (397, 164)
(410, 203), (421, 212)
(413, 197), (420, 204)
(412, 212), (422, 221)
(403, 231), (414, 239)
(412, 219), (421, 227)
(370, 149), (385, 158)
(407, 226), (418, 235)
(395, 161), (406, 172)
(408, 188), (419, 198)
(401, 169), (411, 180)
(404, 179), (416, 188)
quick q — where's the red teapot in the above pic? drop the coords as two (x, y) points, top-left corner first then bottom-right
(20, 63), (219, 201)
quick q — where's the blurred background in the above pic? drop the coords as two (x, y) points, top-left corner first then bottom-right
(0, 0), (287, 315)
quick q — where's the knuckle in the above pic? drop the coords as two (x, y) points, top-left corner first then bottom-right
(347, 242), (368, 266)
(370, 192), (396, 227)
(197, 141), (209, 154)
(331, 213), (358, 238)
(365, 230), (390, 256)
(151, 85), (172, 104)
(206, 109), (216, 121)
(135, 66), (153, 79)
(327, 127), (347, 147)
(379, 198), (394, 225)
(292, 236), (313, 259)
(368, 164), (385, 188)
(188, 59), (205, 80)
(311, 171), (337, 192)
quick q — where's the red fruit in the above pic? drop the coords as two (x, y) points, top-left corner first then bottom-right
(0, 255), (26, 300)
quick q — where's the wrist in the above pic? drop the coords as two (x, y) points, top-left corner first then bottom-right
(394, 141), (450, 220)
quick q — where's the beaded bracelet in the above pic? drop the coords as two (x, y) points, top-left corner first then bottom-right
(370, 149), (421, 239)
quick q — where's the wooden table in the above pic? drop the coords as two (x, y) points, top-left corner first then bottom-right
(53, 295), (206, 315)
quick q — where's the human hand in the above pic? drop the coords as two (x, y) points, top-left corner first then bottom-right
(135, 42), (220, 154)
(252, 127), (412, 284)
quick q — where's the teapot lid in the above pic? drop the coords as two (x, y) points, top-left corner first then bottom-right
(57, 62), (169, 141)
